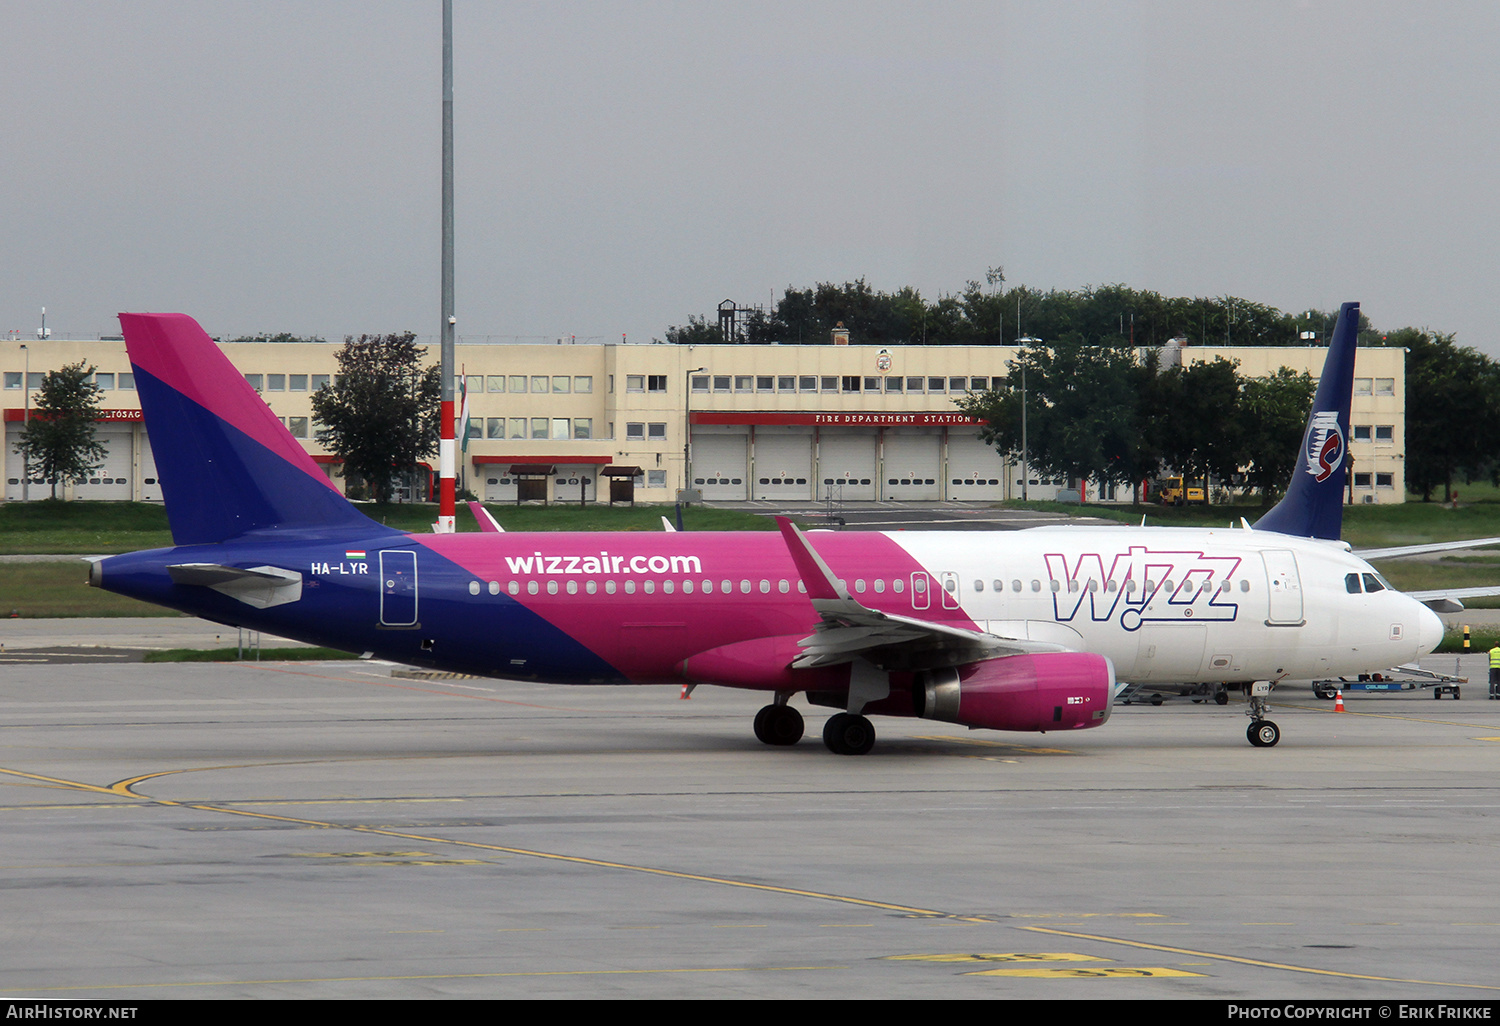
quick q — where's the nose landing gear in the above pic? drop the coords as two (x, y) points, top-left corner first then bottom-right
(1246, 681), (1279, 747)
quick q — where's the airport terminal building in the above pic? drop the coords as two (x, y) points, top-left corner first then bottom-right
(3, 335), (1408, 506)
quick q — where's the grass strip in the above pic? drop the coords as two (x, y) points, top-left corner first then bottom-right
(143, 646), (359, 663)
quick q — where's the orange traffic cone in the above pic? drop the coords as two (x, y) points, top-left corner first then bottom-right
(680, 684), (692, 700)
(1334, 690), (1346, 712)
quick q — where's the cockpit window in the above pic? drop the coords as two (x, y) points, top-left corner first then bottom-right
(1345, 573), (1362, 594)
(1362, 573), (1385, 593)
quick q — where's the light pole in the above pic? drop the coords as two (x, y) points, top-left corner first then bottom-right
(1014, 337), (1040, 502)
(19, 343), (28, 502)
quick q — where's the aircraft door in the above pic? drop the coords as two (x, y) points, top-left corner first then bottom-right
(379, 550), (419, 627)
(1261, 550), (1304, 626)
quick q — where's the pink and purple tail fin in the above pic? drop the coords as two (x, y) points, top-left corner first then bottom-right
(118, 313), (383, 546)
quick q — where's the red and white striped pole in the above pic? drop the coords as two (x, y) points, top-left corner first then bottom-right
(436, 0), (456, 533)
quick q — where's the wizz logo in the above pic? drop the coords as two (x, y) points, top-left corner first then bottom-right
(1045, 547), (1242, 631)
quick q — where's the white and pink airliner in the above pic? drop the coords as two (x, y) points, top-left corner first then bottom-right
(92, 303), (1460, 753)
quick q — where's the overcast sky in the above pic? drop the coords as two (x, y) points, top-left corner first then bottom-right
(4, 1), (1497, 353)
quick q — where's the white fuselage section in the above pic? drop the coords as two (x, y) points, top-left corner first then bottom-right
(890, 525), (1443, 683)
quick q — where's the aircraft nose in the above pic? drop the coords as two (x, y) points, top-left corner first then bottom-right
(1416, 602), (1445, 655)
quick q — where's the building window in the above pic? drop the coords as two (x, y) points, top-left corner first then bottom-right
(821, 376), (838, 392)
(531, 376), (550, 394)
(757, 376), (774, 392)
(245, 374), (263, 390)
(647, 422), (667, 440)
(1375, 425), (1394, 442)
(841, 376), (862, 392)
(552, 418), (571, 440)
(1376, 472), (1394, 488)
(287, 417), (309, 438)
(289, 374), (307, 391)
(487, 375), (506, 392)
(509, 417), (527, 439)
(3, 373), (20, 389)
(1375, 378), (1395, 396)
(510, 375), (527, 393)
(574, 376), (592, 393)
(648, 375), (668, 392)
(799, 375), (817, 391)
(627, 374), (645, 392)
(949, 376), (967, 392)
(467, 419), (483, 440)
(531, 418), (548, 439)
(778, 376), (796, 391)
(713, 375), (731, 392)
(1352, 425), (1372, 441)
(573, 419), (592, 439)
(119, 372), (136, 390)
(647, 470), (667, 488)
(1353, 378), (1372, 396)
(266, 374), (285, 391)
(94, 373), (114, 389)
(626, 422), (645, 440)
(552, 376), (571, 394)
(310, 374), (329, 390)
(928, 376), (945, 392)
(735, 375), (753, 392)
(691, 375), (709, 392)
(971, 377), (989, 391)
(1353, 472), (1372, 487)
(487, 417), (506, 439)
(885, 377), (903, 392)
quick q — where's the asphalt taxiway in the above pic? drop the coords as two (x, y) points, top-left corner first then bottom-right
(2, 649), (1499, 999)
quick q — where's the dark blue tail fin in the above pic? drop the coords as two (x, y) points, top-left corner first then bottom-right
(1253, 301), (1359, 540)
(119, 313), (387, 546)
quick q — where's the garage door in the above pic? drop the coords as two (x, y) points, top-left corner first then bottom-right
(882, 428), (941, 500)
(946, 430), (1007, 501)
(692, 426), (748, 500)
(817, 428), (876, 501)
(751, 426), (813, 500)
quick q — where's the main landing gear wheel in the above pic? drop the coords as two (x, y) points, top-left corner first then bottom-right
(753, 704), (804, 746)
(1247, 720), (1280, 747)
(823, 713), (876, 755)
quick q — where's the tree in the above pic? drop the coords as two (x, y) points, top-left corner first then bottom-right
(1150, 357), (1246, 491)
(1381, 329), (1500, 502)
(1239, 367), (1317, 505)
(957, 340), (1156, 497)
(311, 333), (441, 503)
(15, 361), (107, 499)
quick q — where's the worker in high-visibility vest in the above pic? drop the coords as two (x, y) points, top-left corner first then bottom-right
(1489, 643), (1500, 700)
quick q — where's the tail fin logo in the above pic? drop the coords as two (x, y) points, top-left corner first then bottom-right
(1306, 411), (1344, 482)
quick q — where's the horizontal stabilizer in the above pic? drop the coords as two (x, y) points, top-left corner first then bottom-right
(168, 563), (303, 609)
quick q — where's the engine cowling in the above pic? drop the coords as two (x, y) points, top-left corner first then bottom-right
(914, 652), (1114, 732)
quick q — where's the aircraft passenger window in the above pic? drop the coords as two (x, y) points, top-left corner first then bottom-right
(1240, 580), (1250, 592)
(1346, 573), (1362, 594)
(625, 581), (636, 594)
(945, 579), (957, 593)
(586, 581), (597, 595)
(797, 581), (807, 593)
(874, 579), (886, 593)
(1219, 581), (1230, 593)
(664, 581), (675, 594)
(1106, 581), (1117, 593)
(779, 580), (790, 593)
(469, 581), (480, 595)
(606, 581), (617, 594)
(682, 580), (693, 594)
(1013, 580), (1022, 592)
(893, 579), (904, 593)
(740, 580), (751, 594)
(1362, 573), (1385, 593)
(760, 580), (771, 594)
(722, 580), (732, 593)
(1088, 581), (1098, 593)
(528, 581), (539, 595)
(1066, 580), (1079, 593)
(644, 581), (655, 594)
(489, 581), (499, 595)
(1031, 580), (1041, 592)
(701, 580), (712, 593)
(974, 580), (984, 592)
(913, 577), (927, 593)
(855, 579), (866, 593)
(509, 581), (519, 596)
(547, 581), (559, 595)
(1050, 581), (1060, 593)
(1125, 580), (1136, 593)
(567, 580), (578, 595)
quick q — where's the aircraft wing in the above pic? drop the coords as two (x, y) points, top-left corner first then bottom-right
(466, 501), (504, 533)
(1403, 584), (1500, 614)
(1357, 537), (1500, 559)
(775, 517), (1065, 670)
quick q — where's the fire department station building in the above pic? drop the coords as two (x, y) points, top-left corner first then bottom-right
(3, 335), (1407, 506)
